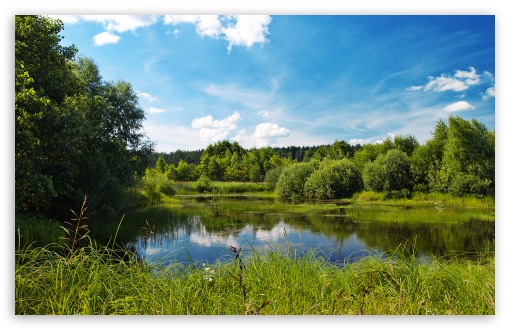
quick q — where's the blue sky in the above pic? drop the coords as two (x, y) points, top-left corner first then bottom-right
(50, 14), (495, 152)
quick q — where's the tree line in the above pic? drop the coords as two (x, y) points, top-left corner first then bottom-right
(147, 116), (494, 202)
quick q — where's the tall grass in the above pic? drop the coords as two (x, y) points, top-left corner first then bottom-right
(16, 241), (494, 315)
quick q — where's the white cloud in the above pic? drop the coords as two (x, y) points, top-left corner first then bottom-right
(252, 123), (290, 148)
(443, 101), (475, 112)
(482, 87), (495, 100)
(406, 86), (423, 91)
(221, 15), (272, 52)
(163, 15), (200, 25)
(83, 15), (158, 33)
(147, 107), (166, 114)
(137, 92), (158, 102)
(191, 112), (241, 142)
(424, 75), (469, 92)
(143, 122), (207, 152)
(349, 138), (372, 145)
(93, 32), (120, 46)
(164, 15), (271, 52)
(454, 67), (480, 85)
(422, 67), (481, 92)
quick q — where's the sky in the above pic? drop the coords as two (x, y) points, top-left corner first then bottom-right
(47, 14), (496, 153)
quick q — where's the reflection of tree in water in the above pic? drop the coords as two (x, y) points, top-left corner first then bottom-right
(355, 220), (494, 258)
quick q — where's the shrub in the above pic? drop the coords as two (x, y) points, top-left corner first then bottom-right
(362, 149), (411, 193)
(264, 167), (283, 190)
(304, 159), (362, 200)
(194, 175), (212, 193)
(448, 173), (492, 197)
(139, 168), (176, 205)
(275, 161), (320, 202)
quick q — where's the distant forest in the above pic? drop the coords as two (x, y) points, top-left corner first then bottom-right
(149, 144), (365, 166)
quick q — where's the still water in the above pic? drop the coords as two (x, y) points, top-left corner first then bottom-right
(122, 197), (494, 267)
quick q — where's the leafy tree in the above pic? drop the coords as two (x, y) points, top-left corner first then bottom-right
(352, 140), (393, 171)
(15, 16), (153, 218)
(441, 116), (494, 195)
(393, 135), (419, 156)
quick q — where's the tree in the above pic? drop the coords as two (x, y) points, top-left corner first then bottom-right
(15, 16), (153, 217)
(441, 116), (494, 195)
(393, 135), (419, 156)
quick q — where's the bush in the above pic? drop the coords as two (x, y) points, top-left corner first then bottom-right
(264, 167), (283, 190)
(275, 161), (320, 202)
(448, 173), (492, 197)
(362, 149), (411, 193)
(139, 168), (176, 205)
(304, 159), (362, 200)
(194, 175), (212, 193)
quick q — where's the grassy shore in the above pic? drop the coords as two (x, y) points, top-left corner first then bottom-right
(15, 241), (494, 315)
(15, 189), (495, 315)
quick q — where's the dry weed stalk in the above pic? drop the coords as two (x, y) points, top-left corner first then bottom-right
(60, 195), (90, 256)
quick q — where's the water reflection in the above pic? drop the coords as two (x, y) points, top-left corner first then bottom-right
(123, 199), (494, 267)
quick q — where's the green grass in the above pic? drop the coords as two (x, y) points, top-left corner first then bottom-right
(15, 242), (495, 315)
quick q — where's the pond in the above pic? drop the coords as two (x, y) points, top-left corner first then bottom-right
(112, 196), (494, 267)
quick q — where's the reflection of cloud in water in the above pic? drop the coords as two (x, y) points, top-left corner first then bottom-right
(189, 232), (239, 247)
(254, 224), (286, 243)
(144, 246), (163, 255)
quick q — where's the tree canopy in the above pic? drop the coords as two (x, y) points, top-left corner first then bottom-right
(15, 15), (153, 218)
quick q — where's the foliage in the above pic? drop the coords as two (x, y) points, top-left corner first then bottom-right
(195, 175), (213, 193)
(304, 159), (362, 199)
(362, 149), (411, 193)
(15, 16), (153, 218)
(275, 161), (320, 202)
(138, 168), (176, 205)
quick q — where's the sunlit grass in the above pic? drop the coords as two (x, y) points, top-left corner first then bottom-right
(15, 242), (494, 315)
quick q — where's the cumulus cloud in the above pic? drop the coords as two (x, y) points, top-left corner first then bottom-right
(164, 15), (272, 52)
(222, 15), (272, 52)
(252, 123), (290, 148)
(93, 32), (120, 46)
(191, 112), (241, 142)
(410, 67), (482, 93)
(482, 87), (495, 100)
(443, 101), (475, 112)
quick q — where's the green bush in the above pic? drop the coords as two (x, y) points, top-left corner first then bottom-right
(362, 149), (411, 193)
(195, 175), (212, 193)
(448, 173), (492, 197)
(139, 168), (176, 205)
(275, 161), (320, 202)
(264, 167), (283, 190)
(304, 159), (362, 200)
